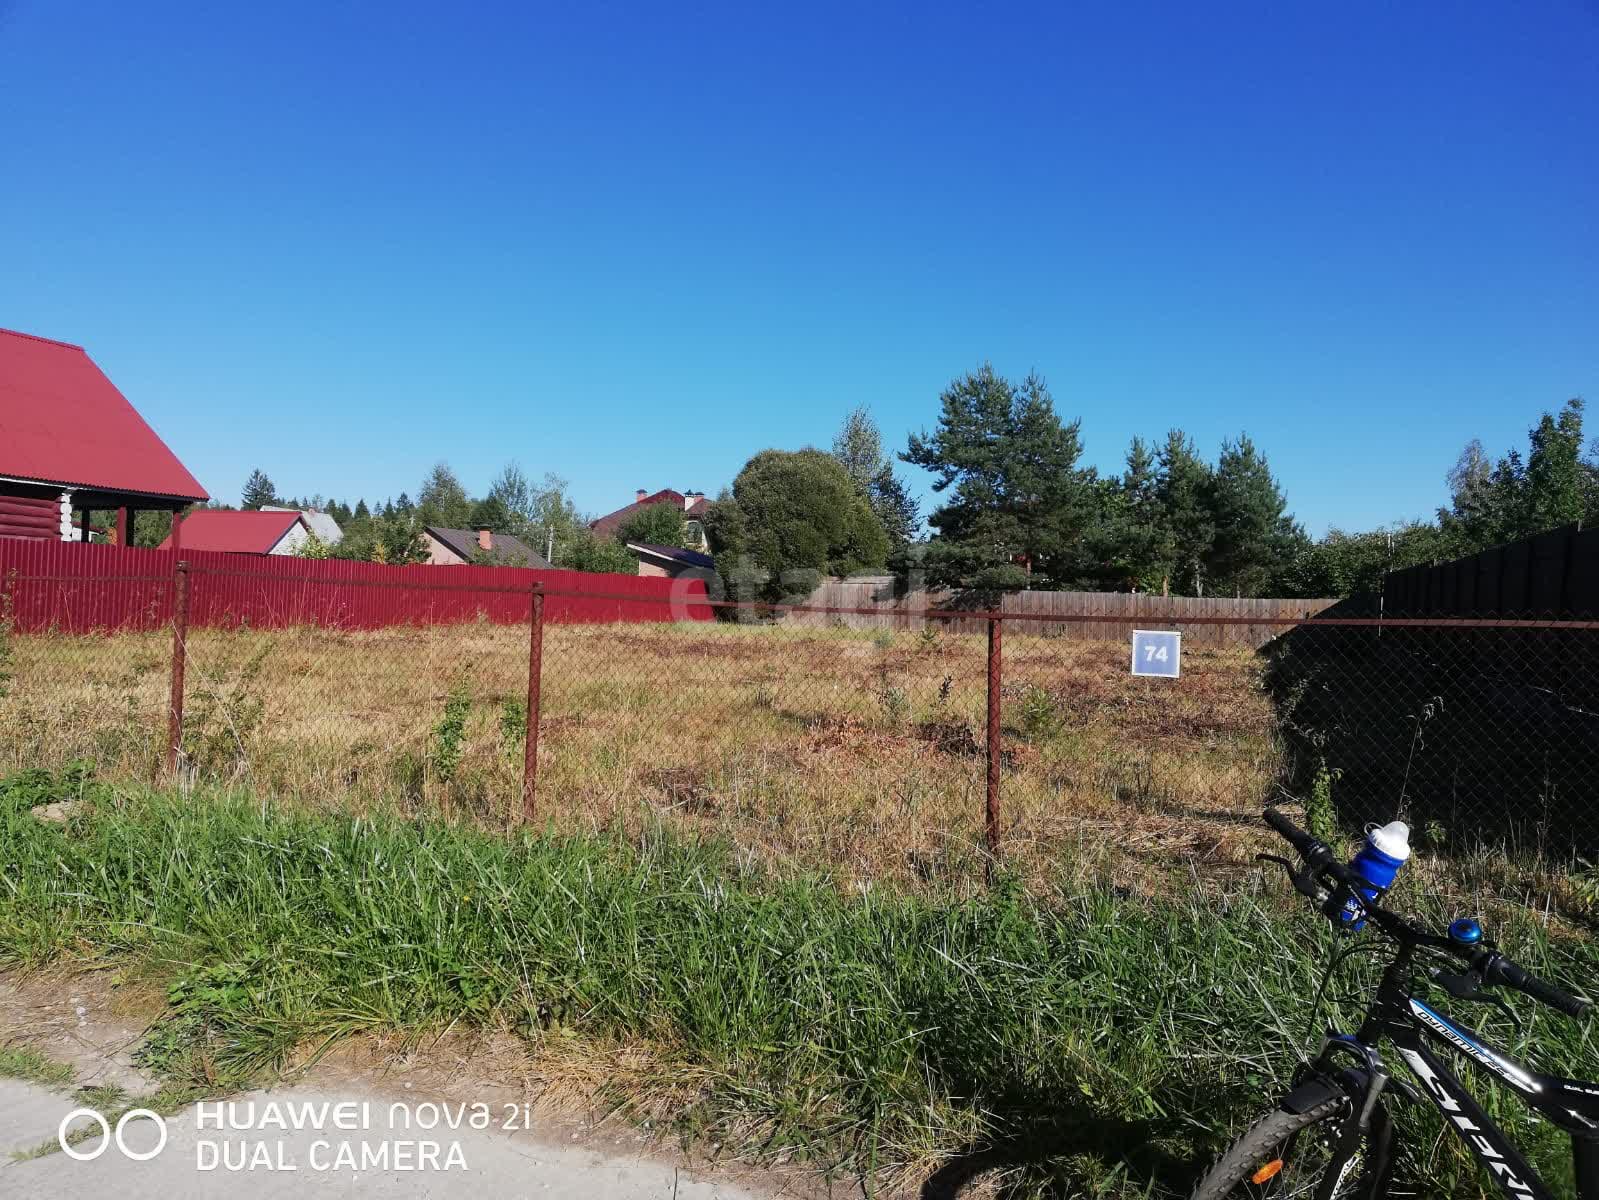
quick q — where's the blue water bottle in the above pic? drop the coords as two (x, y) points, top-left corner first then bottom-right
(1335, 820), (1411, 930)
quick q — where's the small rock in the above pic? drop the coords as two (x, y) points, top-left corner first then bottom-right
(32, 800), (82, 824)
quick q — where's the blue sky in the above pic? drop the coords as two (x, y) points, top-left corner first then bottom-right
(2, 2), (1595, 534)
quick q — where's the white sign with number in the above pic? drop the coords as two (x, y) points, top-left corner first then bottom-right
(1130, 629), (1181, 678)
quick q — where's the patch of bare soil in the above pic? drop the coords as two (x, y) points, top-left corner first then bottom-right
(0, 968), (162, 1096)
(0, 969), (849, 1198)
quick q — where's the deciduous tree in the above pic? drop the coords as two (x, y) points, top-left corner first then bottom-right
(707, 448), (889, 601)
(615, 501), (687, 547)
(418, 463), (472, 529)
(832, 406), (921, 548)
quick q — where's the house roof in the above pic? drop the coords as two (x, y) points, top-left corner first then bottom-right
(626, 542), (715, 570)
(0, 327), (208, 502)
(425, 526), (551, 568)
(157, 509), (306, 553)
(590, 489), (709, 538)
(263, 506), (343, 544)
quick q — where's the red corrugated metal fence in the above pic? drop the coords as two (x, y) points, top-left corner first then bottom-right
(0, 539), (712, 632)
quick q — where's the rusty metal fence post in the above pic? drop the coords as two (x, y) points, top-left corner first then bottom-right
(985, 612), (1003, 863)
(522, 582), (545, 820)
(166, 559), (190, 779)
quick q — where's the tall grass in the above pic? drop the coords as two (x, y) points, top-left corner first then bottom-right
(2, 772), (1595, 1196)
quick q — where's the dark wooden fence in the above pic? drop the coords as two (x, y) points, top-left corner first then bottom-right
(1383, 523), (1599, 618)
(1264, 527), (1599, 856)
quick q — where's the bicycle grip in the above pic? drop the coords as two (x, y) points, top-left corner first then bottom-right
(1486, 956), (1592, 1020)
(1263, 808), (1318, 855)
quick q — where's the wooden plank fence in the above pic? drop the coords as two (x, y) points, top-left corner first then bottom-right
(786, 577), (1337, 649)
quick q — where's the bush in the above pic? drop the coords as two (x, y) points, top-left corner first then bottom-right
(614, 501), (686, 548)
(706, 449), (889, 602)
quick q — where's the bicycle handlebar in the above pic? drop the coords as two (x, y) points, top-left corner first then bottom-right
(1262, 808), (1591, 1021)
(1478, 952), (1592, 1021)
(1262, 807), (1333, 867)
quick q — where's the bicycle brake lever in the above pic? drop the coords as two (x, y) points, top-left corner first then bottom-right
(1430, 970), (1526, 1036)
(1256, 853), (1328, 902)
(1433, 970), (1490, 1002)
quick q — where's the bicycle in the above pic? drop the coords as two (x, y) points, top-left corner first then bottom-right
(1190, 808), (1598, 1199)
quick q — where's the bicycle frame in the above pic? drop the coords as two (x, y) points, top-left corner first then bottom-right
(1307, 951), (1599, 1200)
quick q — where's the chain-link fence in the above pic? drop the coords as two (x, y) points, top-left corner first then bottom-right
(3, 558), (1596, 891)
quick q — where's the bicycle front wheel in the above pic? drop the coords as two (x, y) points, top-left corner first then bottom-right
(1190, 1096), (1386, 1199)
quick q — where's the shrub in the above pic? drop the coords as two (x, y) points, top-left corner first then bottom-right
(430, 685), (472, 786)
(1018, 685), (1062, 742)
(1306, 759), (1341, 844)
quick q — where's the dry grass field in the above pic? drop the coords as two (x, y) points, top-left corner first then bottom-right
(0, 617), (1284, 893)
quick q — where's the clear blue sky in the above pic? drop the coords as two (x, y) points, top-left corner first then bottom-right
(2, 2), (1595, 534)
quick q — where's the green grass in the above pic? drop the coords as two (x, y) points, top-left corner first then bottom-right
(0, 1045), (75, 1089)
(1, 769), (1596, 1197)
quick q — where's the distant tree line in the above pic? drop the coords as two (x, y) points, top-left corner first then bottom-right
(143, 463), (703, 572)
(701, 365), (1304, 601)
(1285, 397), (1599, 597)
(123, 373), (1592, 600)
(896, 365), (1304, 596)
(702, 366), (1596, 602)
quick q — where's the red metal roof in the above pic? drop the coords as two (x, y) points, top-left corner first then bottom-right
(157, 509), (304, 553)
(590, 489), (709, 537)
(0, 327), (208, 502)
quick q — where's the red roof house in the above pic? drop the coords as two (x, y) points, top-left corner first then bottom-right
(157, 510), (311, 556)
(0, 327), (208, 544)
(590, 488), (710, 540)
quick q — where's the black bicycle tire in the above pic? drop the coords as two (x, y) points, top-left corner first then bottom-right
(1190, 1096), (1368, 1200)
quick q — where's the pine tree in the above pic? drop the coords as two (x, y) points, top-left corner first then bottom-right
(868, 466), (921, 548)
(1087, 437), (1168, 590)
(354, 499), (371, 520)
(902, 364), (1095, 590)
(1206, 435), (1303, 597)
(1154, 431), (1214, 595)
(241, 469), (277, 510)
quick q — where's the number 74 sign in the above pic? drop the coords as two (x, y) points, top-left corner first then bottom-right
(1130, 629), (1181, 679)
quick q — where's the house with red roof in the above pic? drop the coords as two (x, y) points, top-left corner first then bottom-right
(156, 509), (312, 556)
(0, 327), (209, 545)
(590, 488), (710, 548)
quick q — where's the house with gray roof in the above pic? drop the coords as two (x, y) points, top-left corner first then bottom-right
(422, 525), (551, 568)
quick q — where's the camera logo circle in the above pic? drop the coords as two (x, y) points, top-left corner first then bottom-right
(58, 1107), (168, 1161)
